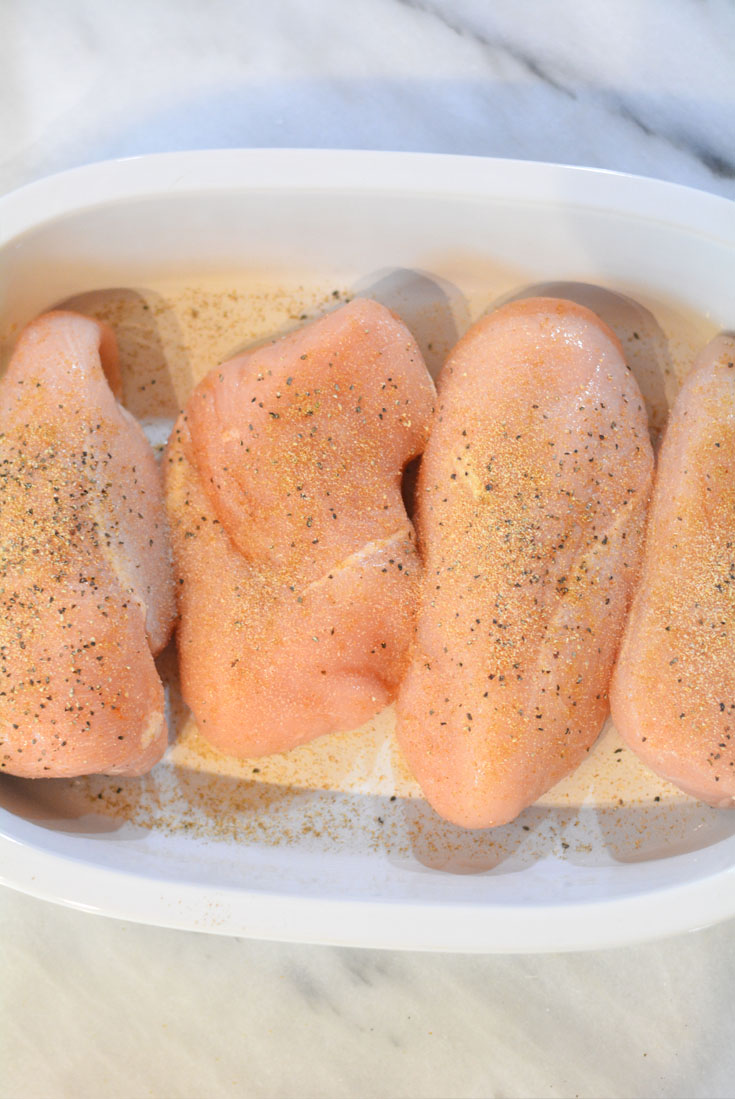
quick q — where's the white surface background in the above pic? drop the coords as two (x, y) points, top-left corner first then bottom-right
(2, 2), (735, 1097)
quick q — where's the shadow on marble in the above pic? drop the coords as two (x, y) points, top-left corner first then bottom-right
(61, 78), (735, 199)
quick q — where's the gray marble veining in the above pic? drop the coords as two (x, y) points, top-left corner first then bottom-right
(1, 0), (734, 200)
(3, 890), (735, 1099)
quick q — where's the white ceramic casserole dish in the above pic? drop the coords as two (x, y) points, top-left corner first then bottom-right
(1, 149), (735, 952)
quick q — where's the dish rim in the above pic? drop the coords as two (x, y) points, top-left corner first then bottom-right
(2, 148), (735, 247)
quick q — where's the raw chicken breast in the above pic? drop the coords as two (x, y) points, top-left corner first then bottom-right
(611, 335), (735, 806)
(396, 298), (654, 828)
(0, 311), (176, 778)
(166, 298), (435, 757)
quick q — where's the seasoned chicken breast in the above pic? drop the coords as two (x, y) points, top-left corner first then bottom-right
(611, 335), (735, 806)
(0, 311), (176, 777)
(166, 298), (435, 757)
(396, 298), (654, 828)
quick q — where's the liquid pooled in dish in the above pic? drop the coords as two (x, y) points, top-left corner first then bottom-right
(0, 311), (176, 777)
(611, 334), (735, 806)
(396, 298), (654, 828)
(165, 298), (435, 757)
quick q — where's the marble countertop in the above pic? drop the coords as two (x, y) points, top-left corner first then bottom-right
(2, 2), (735, 1097)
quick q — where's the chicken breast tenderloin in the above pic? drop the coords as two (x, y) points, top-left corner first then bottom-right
(396, 298), (654, 828)
(166, 298), (435, 757)
(0, 311), (176, 778)
(611, 335), (735, 806)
